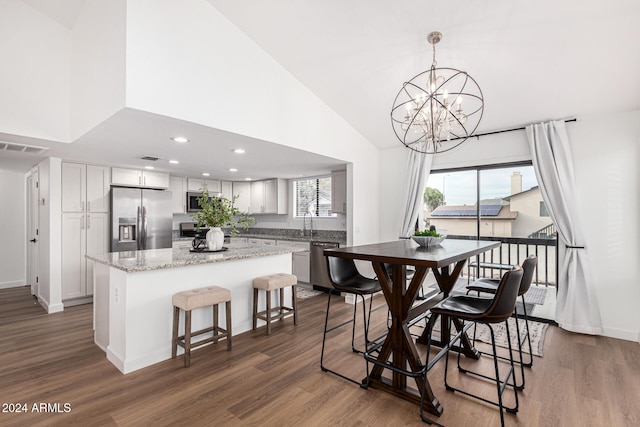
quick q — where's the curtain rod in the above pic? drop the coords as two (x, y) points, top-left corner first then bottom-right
(465, 118), (577, 140)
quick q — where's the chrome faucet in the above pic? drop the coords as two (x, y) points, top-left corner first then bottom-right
(302, 212), (313, 238)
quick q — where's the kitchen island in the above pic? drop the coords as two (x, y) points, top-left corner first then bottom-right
(88, 242), (304, 374)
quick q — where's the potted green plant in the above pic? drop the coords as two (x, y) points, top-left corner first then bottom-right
(191, 189), (255, 250)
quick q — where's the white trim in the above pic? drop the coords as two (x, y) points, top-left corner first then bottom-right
(0, 281), (26, 289)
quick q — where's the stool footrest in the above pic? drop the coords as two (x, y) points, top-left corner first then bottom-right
(255, 306), (295, 323)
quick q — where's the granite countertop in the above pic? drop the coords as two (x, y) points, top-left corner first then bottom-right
(87, 242), (305, 273)
(173, 233), (345, 244)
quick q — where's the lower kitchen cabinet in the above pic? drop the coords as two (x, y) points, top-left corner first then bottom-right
(292, 251), (310, 283)
(61, 212), (109, 300)
(276, 240), (311, 283)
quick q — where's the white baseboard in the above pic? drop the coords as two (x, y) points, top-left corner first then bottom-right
(601, 325), (639, 343)
(0, 280), (26, 289)
(40, 297), (64, 314)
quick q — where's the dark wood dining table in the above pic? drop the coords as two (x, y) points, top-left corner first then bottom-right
(324, 238), (500, 415)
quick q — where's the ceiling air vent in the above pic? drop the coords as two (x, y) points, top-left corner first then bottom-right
(0, 141), (49, 155)
(139, 155), (161, 161)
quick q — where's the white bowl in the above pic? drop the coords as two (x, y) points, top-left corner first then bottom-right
(411, 234), (446, 247)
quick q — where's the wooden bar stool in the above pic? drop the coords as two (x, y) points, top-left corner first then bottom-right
(252, 273), (298, 335)
(172, 285), (232, 367)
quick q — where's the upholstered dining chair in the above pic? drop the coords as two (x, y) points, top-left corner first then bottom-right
(466, 255), (538, 389)
(422, 267), (523, 427)
(320, 256), (381, 387)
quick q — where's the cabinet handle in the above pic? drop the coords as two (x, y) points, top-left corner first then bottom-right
(139, 176), (142, 185)
(82, 201), (85, 211)
(87, 215), (90, 229)
(81, 216), (84, 230)
(87, 201), (91, 212)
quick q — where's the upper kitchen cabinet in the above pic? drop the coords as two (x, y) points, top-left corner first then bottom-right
(187, 178), (221, 193)
(331, 170), (347, 214)
(250, 178), (287, 214)
(221, 181), (233, 200)
(169, 176), (187, 214)
(62, 162), (110, 213)
(111, 168), (169, 189)
(232, 181), (251, 213)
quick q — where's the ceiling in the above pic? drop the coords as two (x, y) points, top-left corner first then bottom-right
(3, 0), (640, 179)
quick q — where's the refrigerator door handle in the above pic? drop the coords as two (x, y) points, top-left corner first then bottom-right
(137, 206), (142, 250)
(142, 206), (148, 250)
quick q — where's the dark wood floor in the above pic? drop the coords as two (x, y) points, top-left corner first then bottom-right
(1, 286), (639, 426)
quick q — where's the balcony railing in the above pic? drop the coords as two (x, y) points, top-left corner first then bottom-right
(450, 235), (558, 287)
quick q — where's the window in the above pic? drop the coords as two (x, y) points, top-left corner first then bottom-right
(425, 163), (552, 239)
(539, 201), (550, 217)
(293, 176), (335, 217)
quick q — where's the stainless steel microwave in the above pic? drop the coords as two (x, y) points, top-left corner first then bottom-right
(186, 191), (218, 212)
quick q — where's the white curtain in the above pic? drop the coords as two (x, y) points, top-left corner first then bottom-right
(526, 121), (602, 334)
(398, 150), (433, 237)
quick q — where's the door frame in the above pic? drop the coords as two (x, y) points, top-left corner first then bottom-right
(27, 168), (40, 297)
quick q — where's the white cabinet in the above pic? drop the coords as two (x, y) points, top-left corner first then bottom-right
(276, 240), (311, 283)
(250, 178), (287, 214)
(221, 181), (233, 200)
(247, 238), (276, 246)
(331, 170), (347, 213)
(232, 181), (251, 213)
(61, 161), (110, 301)
(62, 163), (110, 213)
(187, 178), (221, 193)
(169, 176), (187, 214)
(293, 251), (311, 283)
(61, 212), (109, 300)
(111, 168), (169, 189)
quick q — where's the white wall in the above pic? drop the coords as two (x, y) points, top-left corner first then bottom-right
(0, 169), (26, 288)
(0, 0), (71, 142)
(378, 110), (640, 341)
(124, 0), (379, 245)
(70, 0), (127, 141)
(36, 158), (63, 313)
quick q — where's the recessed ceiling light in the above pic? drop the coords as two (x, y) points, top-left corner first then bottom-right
(233, 148), (245, 154)
(169, 160), (179, 164)
(244, 177), (252, 181)
(202, 172), (210, 177)
(229, 168), (238, 172)
(172, 136), (189, 143)
(145, 166), (155, 170)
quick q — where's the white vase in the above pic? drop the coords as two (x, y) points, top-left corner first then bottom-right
(206, 227), (225, 251)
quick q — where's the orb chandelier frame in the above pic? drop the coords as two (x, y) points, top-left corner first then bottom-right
(391, 31), (484, 154)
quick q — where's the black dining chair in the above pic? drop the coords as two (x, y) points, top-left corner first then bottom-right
(422, 267), (523, 427)
(320, 256), (382, 387)
(466, 255), (538, 390)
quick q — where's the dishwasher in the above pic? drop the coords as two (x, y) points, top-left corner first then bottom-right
(310, 241), (339, 290)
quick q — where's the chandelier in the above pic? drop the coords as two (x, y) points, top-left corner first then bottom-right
(391, 32), (484, 154)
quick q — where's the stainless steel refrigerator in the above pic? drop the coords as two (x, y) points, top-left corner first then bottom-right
(110, 187), (172, 252)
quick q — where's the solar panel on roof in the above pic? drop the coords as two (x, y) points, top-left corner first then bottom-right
(431, 205), (503, 217)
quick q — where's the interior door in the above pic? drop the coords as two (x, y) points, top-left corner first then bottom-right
(27, 169), (40, 296)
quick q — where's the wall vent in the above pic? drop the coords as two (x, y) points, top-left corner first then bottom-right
(0, 141), (49, 155)
(139, 155), (161, 161)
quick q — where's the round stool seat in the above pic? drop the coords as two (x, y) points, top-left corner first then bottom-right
(253, 273), (297, 291)
(173, 285), (231, 312)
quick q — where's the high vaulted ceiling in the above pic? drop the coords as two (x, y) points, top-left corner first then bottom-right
(208, 0), (640, 148)
(3, 0), (639, 178)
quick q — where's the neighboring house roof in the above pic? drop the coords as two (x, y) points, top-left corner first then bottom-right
(429, 204), (518, 220)
(503, 186), (540, 200)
